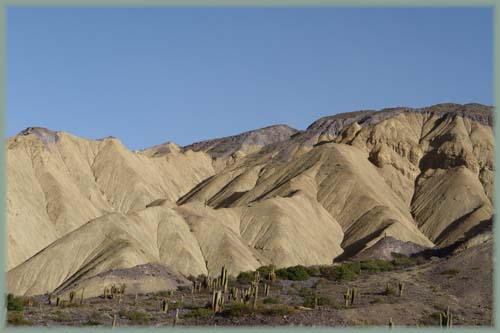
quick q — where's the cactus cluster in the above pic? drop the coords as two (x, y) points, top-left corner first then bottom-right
(398, 281), (404, 297)
(343, 287), (357, 307)
(103, 283), (126, 300)
(439, 306), (453, 328)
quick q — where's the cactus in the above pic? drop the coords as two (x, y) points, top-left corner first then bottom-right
(344, 288), (352, 307)
(104, 287), (108, 300)
(254, 271), (260, 284)
(212, 290), (224, 313)
(110, 284), (116, 298)
(253, 283), (259, 310)
(69, 291), (75, 304)
(174, 308), (179, 326)
(48, 293), (52, 305)
(134, 293), (138, 306)
(56, 296), (61, 307)
(264, 284), (270, 297)
(162, 298), (168, 312)
(398, 281), (404, 297)
(112, 314), (117, 328)
(314, 296), (318, 309)
(440, 306), (453, 328)
(350, 288), (357, 305)
(80, 288), (85, 305)
(268, 267), (277, 283)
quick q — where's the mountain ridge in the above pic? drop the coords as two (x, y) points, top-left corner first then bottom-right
(7, 102), (494, 298)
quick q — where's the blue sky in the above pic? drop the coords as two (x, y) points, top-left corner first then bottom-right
(7, 7), (493, 150)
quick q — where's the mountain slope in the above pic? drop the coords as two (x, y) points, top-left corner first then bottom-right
(6, 103), (494, 297)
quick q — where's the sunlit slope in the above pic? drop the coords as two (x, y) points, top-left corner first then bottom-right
(7, 129), (214, 269)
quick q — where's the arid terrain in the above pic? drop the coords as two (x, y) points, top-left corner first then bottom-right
(6, 103), (494, 327)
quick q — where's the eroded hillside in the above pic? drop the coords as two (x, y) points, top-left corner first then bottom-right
(6, 103), (494, 297)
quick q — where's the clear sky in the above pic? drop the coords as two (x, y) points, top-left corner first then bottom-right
(7, 7), (493, 150)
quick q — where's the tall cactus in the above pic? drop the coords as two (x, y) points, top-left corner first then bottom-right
(173, 309), (179, 326)
(253, 283), (259, 310)
(264, 284), (270, 297)
(268, 267), (277, 283)
(398, 281), (404, 297)
(212, 290), (224, 313)
(344, 288), (352, 307)
(440, 306), (453, 328)
(161, 298), (168, 312)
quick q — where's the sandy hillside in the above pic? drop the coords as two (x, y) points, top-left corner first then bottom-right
(6, 103), (494, 298)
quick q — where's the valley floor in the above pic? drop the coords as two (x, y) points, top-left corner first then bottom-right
(7, 241), (493, 328)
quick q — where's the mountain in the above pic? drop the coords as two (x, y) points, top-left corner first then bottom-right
(6, 103), (494, 297)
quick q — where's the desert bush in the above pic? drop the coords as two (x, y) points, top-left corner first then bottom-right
(83, 319), (101, 326)
(440, 269), (460, 276)
(305, 266), (321, 277)
(236, 271), (255, 284)
(256, 265), (275, 279)
(392, 254), (420, 267)
(260, 304), (297, 316)
(360, 259), (394, 272)
(7, 294), (24, 312)
(263, 297), (281, 304)
(303, 295), (339, 309)
(276, 265), (309, 281)
(184, 307), (213, 319)
(51, 310), (71, 322)
(154, 290), (172, 297)
(220, 303), (254, 317)
(319, 265), (357, 281)
(343, 261), (362, 274)
(119, 310), (151, 324)
(370, 297), (384, 304)
(7, 312), (31, 326)
(383, 284), (396, 296)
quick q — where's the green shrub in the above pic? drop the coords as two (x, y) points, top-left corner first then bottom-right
(305, 266), (321, 277)
(276, 265), (310, 281)
(236, 271), (255, 284)
(319, 265), (357, 281)
(51, 310), (71, 322)
(360, 260), (394, 273)
(220, 303), (254, 317)
(343, 261), (362, 274)
(260, 304), (297, 316)
(392, 254), (418, 267)
(7, 294), (24, 312)
(7, 312), (31, 326)
(263, 297), (281, 304)
(184, 307), (213, 319)
(83, 320), (101, 326)
(303, 295), (338, 308)
(440, 269), (460, 276)
(120, 310), (151, 324)
(370, 297), (384, 304)
(154, 290), (172, 297)
(257, 265), (275, 279)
